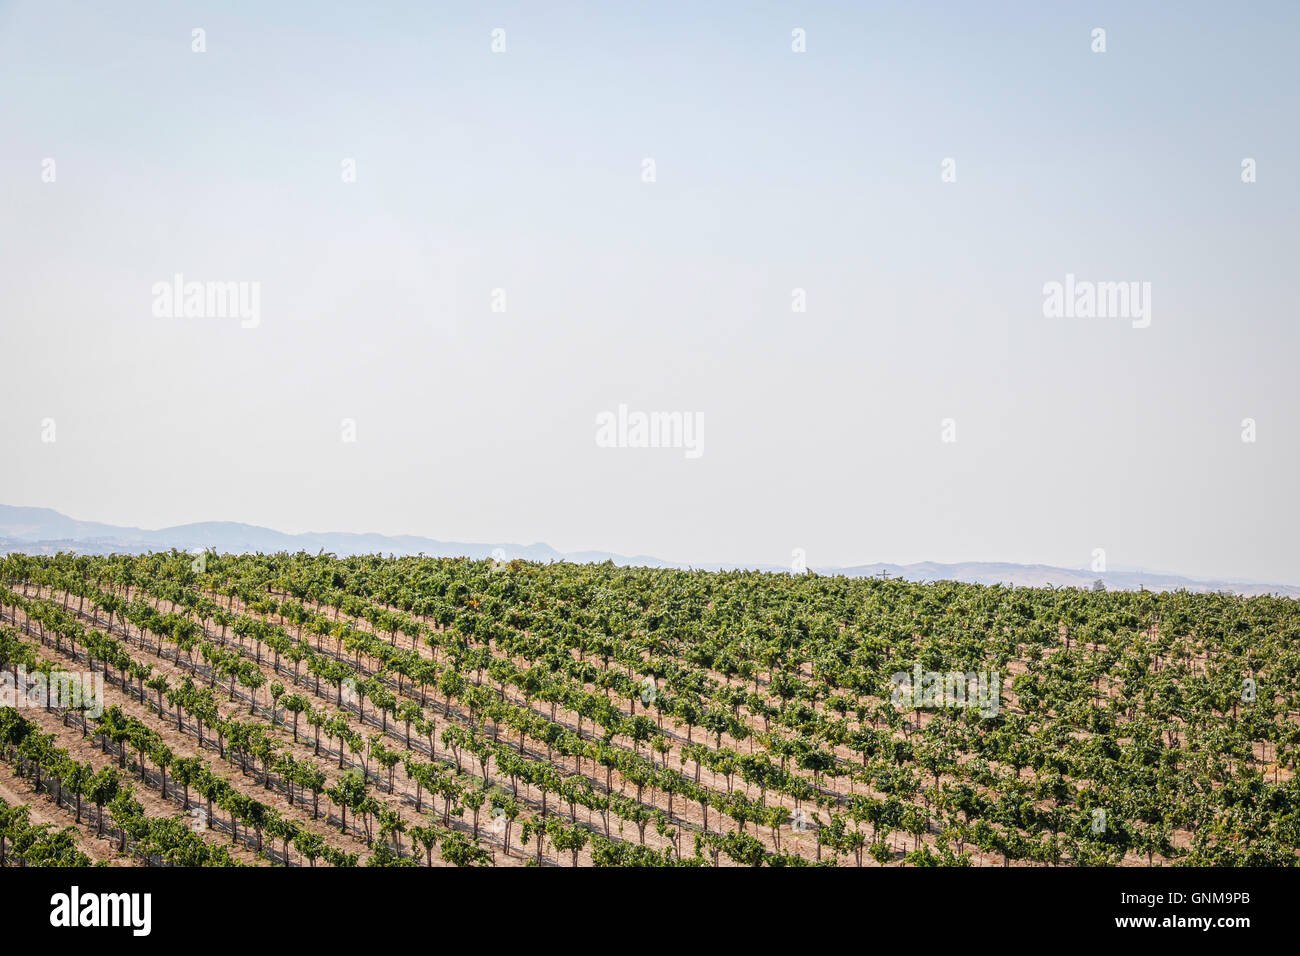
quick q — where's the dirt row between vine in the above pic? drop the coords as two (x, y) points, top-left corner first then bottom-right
(0, 763), (126, 865)
(5, 605), (560, 867)
(204, 583), (1208, 868)
(190, 583), (883, 820)
(25, 583), (1122, 866)
(8, 597), (716, 866)
(3, 694), (266, 867)
(126, 585), (863, 862)
(193, 583), (1055, 862)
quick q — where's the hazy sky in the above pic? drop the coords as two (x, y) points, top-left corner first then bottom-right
(2, 1), (1298, 582)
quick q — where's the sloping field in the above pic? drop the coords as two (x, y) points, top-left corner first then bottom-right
(2, 551), (1298, 866)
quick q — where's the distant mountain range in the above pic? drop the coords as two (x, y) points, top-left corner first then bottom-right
(0, 505), (674, 567)
(2, 504), (1296, 598)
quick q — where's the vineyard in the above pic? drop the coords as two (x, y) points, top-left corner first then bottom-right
(1, 551), (1298, 867)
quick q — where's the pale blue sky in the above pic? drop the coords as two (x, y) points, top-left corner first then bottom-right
(2, 1), (1298, 581)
